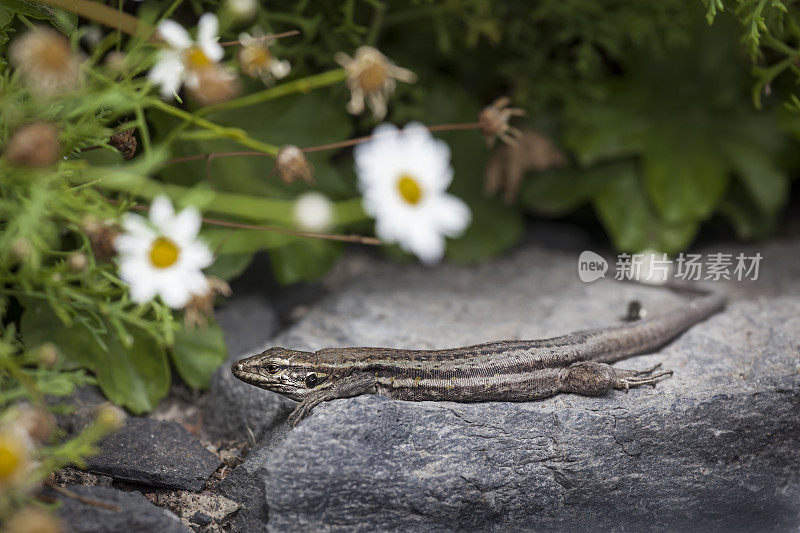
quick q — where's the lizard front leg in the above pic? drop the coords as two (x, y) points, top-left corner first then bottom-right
(287, 372), (377, 427)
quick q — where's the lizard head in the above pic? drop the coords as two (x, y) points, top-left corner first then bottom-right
(231, 347), (330, 401)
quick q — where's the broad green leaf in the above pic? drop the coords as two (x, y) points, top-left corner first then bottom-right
(717, 135), (788, 215)
(446, 199), (523, 263)
(0, 1), (77, 36)
(641, 126), (730, 223)
(170, 324), (228, 389)
(269, 238), (342, 284)
(20, 299), (169, 413)
(592, 162), (698, 253)
(521, 165), (618, 217)
(204, 252), (255, 281)
(718, 181), (779, 240)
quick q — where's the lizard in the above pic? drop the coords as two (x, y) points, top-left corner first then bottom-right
(232, 284), (725, 426)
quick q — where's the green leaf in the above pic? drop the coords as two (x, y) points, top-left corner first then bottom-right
(592, 162), (698, 253)
(641, 127), (730, 223)
(717, 135), (788, 214)
(269, 238), (342, 284)
(20, 299), (170, 413)
(170, 324), (228, 389)
(0, 1), (77, 36)
(204, 252), (255, 281)
(446, 199), (523, 263)
(521, 165), (618, 217)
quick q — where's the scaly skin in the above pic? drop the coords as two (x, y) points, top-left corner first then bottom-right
(232, 285), (725, 426)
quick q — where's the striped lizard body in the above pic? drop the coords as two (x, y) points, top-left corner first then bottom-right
(232, 285), (725, 426)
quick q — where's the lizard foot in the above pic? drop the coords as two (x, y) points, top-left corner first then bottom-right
(614, 364), (673, 392)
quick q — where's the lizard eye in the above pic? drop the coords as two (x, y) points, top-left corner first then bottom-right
(266, 365), (280, 374)
(305, 373), (319, 388)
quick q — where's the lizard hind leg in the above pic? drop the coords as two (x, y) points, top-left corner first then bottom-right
(560, 361), (673, 396)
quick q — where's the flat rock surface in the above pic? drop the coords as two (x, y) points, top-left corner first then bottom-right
(209, 238), (800, 530)
(87, 417), (221, 491)
(52, 485), (189, 533)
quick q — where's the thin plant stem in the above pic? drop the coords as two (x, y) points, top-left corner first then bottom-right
(199, 69), (348, 115)
(219, 30), (301, 47)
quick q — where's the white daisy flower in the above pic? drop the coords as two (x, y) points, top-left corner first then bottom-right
(354, 123), (471, 264)
(148, 14), (224, 99)
(114, 196), (213, 308)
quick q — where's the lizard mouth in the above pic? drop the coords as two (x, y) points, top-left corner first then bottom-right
(231, 362), (306, 399)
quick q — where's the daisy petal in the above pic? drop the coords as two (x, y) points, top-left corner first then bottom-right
(157, 20), (192, 50)
(148, 54), (185, 98)
(149, 195), (175, 230)
(432, 194), (471, 237)
(157, 273), (193, 308)
(168, 206), (202, 244)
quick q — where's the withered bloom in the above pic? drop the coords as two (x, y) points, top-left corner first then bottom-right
(478, 96), (526, 147)
(4, 123), (60, 167)
(335, 46), (416, 120)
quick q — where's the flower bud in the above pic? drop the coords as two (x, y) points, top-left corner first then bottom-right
(36, 342), (60, 369)
(276, 145), (314, 184)
(94, 403), (126, 432)
(293, 192), (334, 232)
(67, 252), (88, 272)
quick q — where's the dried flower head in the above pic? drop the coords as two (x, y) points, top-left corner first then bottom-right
(187, 64), (241, 105)
(238, 30), (290, 85)
(9, 26), (82, 97)
(479, 96), (526, 147)
(484, 128), (569, 204)
(276, 145), (314, 184)
(4, 507), (63, 533)
(4, 122), (60, 167)
(184, 277), (232, 329)
(16, 405), (55, 445)
(104, 50), (129, 74)
(109, 129), (137, 160)
(82, 217), (119, 262)
(335, 46), (417, 120)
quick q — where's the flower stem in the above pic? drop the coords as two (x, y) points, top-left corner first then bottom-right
(148, 99), (280, 155)
(37, 0), (150, 37)
(199, 69), (348, 115)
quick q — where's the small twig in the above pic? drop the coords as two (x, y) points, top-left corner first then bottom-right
(122, 203), (381, 245)
(45, 480), (122, 512)
(219, 29), (300, 47)
(162, 121), (484, 166)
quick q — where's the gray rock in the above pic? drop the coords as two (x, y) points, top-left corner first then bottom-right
(52, 485), (189, 533)
(235, 240), (800, 531)
(86, 418), (221, 490)
(219, 421), (292, 532)
(206, 291), (291, 442)
(215, 292), (279, 359)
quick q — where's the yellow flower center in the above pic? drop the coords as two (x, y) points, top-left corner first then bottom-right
(397, 174), (423, 205)
(149, 237), (180, 269)
(243, 44), (273, 69)
(183, 46), (212, 70)
(357, 60), (388, 93)
(0, 433), (25, 480)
